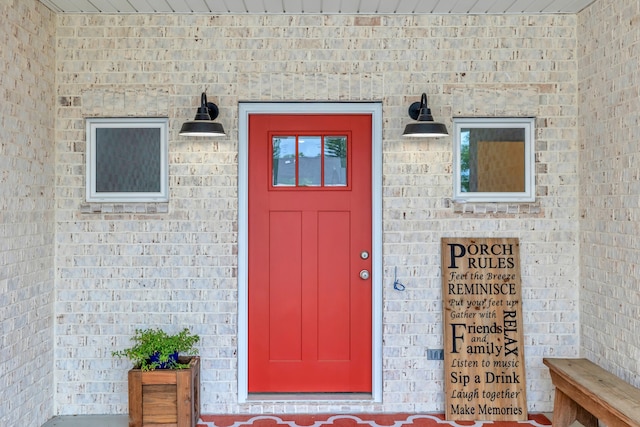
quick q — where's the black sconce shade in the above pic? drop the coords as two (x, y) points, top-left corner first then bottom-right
(402, 93), (448, 138)
(180, 92), (226, 137)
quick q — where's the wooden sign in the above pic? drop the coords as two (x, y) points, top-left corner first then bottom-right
(441, 237), (527, 421)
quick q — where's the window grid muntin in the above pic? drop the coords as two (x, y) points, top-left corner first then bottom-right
(271, 134), (348, 189)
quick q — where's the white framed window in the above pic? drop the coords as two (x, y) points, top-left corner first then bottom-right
(86, 117), (169, 202)
(453, 117), (535, 203)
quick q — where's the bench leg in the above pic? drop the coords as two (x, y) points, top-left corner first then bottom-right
(552, 388), (577, 427)
(576, 406), (597, 427)
(552, 389), (597, 427)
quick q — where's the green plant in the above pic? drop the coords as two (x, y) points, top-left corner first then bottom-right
(112, 327), (200, 371)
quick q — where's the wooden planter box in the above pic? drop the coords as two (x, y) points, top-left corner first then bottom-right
(128, 356), (200, 427)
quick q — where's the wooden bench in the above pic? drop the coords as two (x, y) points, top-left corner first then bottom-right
(544, 358), (640, 427)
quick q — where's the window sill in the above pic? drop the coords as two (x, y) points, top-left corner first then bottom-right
(446, 199), (542, 216)
(80, 202), (169, 214)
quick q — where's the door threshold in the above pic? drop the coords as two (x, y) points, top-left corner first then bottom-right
(246, 393), (373, 402)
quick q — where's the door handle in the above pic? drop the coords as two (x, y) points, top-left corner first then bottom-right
(359, 270), (370, 280)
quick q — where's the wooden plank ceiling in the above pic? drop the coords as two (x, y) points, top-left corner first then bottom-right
(39, 0), (597, 14)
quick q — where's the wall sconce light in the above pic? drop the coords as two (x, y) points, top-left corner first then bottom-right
(179, 92), (226, 137)
(402, 93), (448, 138)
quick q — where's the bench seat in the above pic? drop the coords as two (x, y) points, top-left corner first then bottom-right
(544, 358), (640, 427)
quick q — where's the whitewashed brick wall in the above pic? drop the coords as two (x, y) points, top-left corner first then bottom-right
(578, 0), (640, 384)
(0, 1), (56, 426)
(54, 12), (580, 415)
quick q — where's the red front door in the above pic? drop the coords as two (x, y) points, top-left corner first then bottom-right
(248, 113), (372, 393)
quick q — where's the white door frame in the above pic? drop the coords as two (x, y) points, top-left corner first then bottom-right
(237, 102), (383, 403)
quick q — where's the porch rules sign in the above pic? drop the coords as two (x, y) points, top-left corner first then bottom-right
(441, 238), (527, 421)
